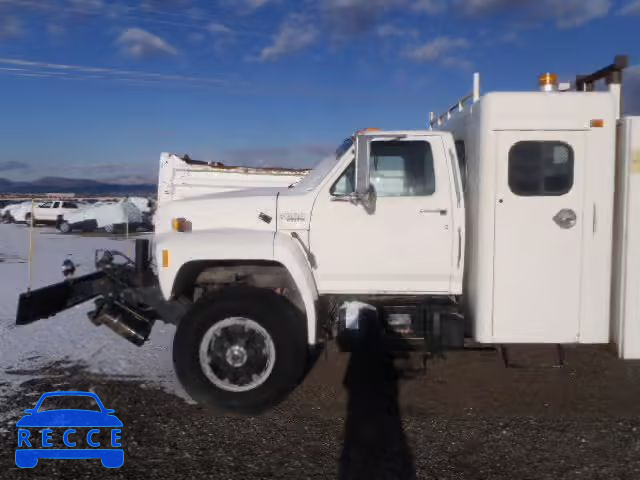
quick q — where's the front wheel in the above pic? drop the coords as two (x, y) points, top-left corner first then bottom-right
(58, 221), (71, 234)
(173, 288), (307, 413)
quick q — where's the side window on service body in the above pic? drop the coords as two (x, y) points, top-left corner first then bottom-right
(508, 141), (574, 196)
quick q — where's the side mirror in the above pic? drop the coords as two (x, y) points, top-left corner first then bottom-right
(354, 135), (370, 198)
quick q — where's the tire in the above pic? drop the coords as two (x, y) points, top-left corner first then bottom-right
(24, 213), (32, 225)
(103, 224), (114, 234)
(173, 287), (307, 414)
(58, 221), (71, 234)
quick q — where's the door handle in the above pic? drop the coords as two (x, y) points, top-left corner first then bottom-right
(419, 208), (448, 216)
(553, 208), (577, 229)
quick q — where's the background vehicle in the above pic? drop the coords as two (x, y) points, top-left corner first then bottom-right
(16, 56), (640, 413)
(2, 200), (31, 223)
(57, 199), (144, 234)
(12, 200), (83, 225)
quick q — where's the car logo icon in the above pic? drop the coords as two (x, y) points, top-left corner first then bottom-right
(15, 391), (124, 468)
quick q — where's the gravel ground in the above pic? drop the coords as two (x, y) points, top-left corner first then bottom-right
(1, 343), (640, 479)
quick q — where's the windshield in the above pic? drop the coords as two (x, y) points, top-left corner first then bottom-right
(291, 137), (354, 192)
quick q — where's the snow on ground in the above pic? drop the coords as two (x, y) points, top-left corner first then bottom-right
(0, 224), (187, 414)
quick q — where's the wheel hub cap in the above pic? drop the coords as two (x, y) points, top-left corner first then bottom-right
(199, 317), (276, 393)
(225, 345), (248, 367)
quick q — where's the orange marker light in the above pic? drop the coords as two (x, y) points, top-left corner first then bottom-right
(162, 249), (169, 268)
(590, 119), (605, 128)
(171, 217), (192, 232)
(355, 128), (381, 135)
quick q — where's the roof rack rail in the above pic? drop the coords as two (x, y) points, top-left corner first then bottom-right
(576, 54), (629, 120)
(429, 72), (480, 129)
(575, 54), (628, 91)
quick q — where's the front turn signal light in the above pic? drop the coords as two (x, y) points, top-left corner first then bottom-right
(171, 217), (192, 232)
(161, 249), (169, 268)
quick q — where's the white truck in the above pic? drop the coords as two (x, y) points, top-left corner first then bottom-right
(16, 56), (640, 413)
(11, 199), (84, 225)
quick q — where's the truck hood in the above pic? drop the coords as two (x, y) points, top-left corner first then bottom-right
(154, 187), (281, 234)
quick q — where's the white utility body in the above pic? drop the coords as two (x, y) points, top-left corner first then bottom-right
(17, 56), (640, 413)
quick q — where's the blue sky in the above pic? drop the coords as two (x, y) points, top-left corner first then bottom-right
(0, 0), (639, 183)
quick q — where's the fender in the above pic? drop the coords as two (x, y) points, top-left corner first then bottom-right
(273, 231), (319, 345)
(155, 229), (319, 344)
(154, 229), (275, 299)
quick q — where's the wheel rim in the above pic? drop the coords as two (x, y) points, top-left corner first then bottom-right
(198, 317), (276, 393)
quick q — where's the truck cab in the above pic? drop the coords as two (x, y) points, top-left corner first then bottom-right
(155, 130), (464, 301)
(151, 130), (464, 411)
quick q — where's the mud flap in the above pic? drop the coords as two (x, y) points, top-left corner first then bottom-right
(16, 271), (108, 325)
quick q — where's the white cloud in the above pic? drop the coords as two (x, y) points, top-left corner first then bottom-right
(375, 24), (418, 38)
(47, 24), (66, 36)
(246, 0), (271, 8)
(441, 57), (473, 69)
(321, 0), (404, 33)
(222, 0), (272, 13)
(0, 16), (22, 40)
(455, 0), (517, 15)
(454, 0), (611, 27)
(207, 22), (233, 34)
(67, 0), (104, 9)
(406, 36), (469, 62)
(619, 0), (640, 14)
(552, 0), (611, 28)
(412, 0), (447, 14)
(0, 57), (228, 86)
(254, 16), (318, 62)
(116, 28), (178, 59)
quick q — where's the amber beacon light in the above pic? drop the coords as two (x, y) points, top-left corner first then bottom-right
(538, 72), (558, 92)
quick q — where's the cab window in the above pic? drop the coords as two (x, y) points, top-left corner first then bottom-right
(370, 140), (435, 197)
(62, 202), (78, 208)
(52, 202), (60, 208)
(455, 140), (467, 191)
(330, 162), (355, 196)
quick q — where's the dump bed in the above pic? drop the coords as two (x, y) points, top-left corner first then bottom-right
(157, 152), (309, 204)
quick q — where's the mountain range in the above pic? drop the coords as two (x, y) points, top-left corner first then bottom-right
(0, 176), (156, 195)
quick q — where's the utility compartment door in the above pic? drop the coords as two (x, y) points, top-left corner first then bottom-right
(493, 130), (585, 342)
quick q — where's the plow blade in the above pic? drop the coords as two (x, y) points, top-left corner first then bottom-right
(16, 271), (108, 325)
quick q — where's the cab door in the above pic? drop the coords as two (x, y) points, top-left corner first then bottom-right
(35, 201), (54, 221)
(310, 137), (455, 294)
(492, 131), (585, 342)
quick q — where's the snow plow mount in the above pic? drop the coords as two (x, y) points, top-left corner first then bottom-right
(15, 239), (183, 346)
